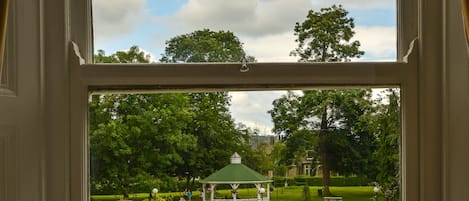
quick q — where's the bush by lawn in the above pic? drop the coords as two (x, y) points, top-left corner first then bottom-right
(272, 176), (371, 187)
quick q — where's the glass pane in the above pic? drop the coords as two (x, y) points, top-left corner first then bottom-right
(92, 0), (396, 63)
(89, 88), (401, 201)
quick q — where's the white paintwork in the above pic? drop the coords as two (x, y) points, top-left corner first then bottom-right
(0, 0), (467, 201)
(231, 152), (241, 164)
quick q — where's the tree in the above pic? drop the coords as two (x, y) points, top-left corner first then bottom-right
(160, 29), (251, 63)
(291, 5), (364, 62)
(90, 47), (197, 197)
(89, 93), (197, 197)
(283, 5), (365, 195)
(95, 45), (150, 63)
(373, 89), (400, 201)
(176, 92), (244, 189)
(160, 29), (252, 190)
(269, 89), (375, 196)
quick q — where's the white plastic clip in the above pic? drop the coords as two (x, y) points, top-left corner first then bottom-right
(240, 56), (249, 73)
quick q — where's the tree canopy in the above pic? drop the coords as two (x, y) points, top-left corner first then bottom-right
(283, 4), (366, 196)
(269, 89), (375, 196)
(291, 5), (364, 62)
(91, 29), (253, 196)
(160, 29), (252, 63)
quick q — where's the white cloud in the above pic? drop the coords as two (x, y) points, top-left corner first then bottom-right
(162, 0), (311, 37)
(162, 0), (395, 38)
(230, 91), (288, 135)
(353, 26), (396, 60)
(310, 0), (395, 10)
(241, 32), (298, 62)
(241, 26), (396, 62)
(93, 0), (149, 42)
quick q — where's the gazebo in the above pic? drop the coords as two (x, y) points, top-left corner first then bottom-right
(200, 153), (273, 201)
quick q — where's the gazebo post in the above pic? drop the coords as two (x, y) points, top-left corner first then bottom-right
(210, 184), (216, 201)
(267, 183), (270, 201)
(255, 184), (261, 201)
(230, 184), (240, 201)
(201, 184), (206, 201)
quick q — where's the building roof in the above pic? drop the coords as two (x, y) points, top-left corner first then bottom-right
(199, 153), (272, 184)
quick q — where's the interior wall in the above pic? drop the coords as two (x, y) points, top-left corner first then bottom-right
(443, 0), (469, 200)
(0, 0), (45, 201)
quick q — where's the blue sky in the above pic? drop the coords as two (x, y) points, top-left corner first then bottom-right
(93, 0), (396, 134)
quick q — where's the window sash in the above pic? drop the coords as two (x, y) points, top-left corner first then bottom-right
(67, 0), (420, 201)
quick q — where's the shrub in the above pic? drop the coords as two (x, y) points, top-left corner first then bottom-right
(272, 176), (370, 187)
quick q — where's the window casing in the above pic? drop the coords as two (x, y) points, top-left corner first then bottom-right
(68, 0), (419, 201)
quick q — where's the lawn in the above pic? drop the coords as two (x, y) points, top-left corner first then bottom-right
(91, 186), (386, 201)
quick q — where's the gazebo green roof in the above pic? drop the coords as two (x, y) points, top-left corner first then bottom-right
(200, 153), (272, 184)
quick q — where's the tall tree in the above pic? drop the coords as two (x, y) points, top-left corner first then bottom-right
(270, 89), (375, 196)
(160, 29), (251, 189)
(291, 5), (364, 62)
(285, 5), (365, 195)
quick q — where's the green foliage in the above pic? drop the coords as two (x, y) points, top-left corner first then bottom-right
(89, 93), (197, 197)
(372, 89), (400, 201)
(177, 92), (244, 181)
(160, 29), (252, 63)
(95, 45), (151, 63)
(303, 183), (312, 201)
(272, 176), (370, 187)
(92, 36), (254, 195)
(269, 89), (375, 196)
(291, 5), (364, 62)
(159, 29), (253, 188)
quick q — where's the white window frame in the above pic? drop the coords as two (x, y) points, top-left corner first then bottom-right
(68, 1), (419, 201)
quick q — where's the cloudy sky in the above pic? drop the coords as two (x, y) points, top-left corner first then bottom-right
(93, 0), (396, 135)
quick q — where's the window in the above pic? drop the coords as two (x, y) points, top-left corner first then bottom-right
(92, 0), (398, 62)
(88, 89), (402, 201)
(68, 0), (419, 200)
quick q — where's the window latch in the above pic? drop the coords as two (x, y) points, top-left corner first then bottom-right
(240, 56), (249, 73)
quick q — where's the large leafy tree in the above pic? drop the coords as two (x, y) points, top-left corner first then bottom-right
(160, 29), (252, 189)
(160, 29), (251, 63)
(291, 5), (364, 62)
(90, 47), (197, 197)
(89, 94), (197, 197)
(270, 89), (375, 196)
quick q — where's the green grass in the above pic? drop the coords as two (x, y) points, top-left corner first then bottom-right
(91, 186), (386, 201)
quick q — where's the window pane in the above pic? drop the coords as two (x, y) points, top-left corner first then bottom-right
(89, 88), (401, 201)
(92, 0), (396, 63)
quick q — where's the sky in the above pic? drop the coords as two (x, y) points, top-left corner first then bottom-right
(93, 0), (396, 135)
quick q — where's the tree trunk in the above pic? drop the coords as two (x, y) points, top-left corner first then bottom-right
(320, 106), (331, 196)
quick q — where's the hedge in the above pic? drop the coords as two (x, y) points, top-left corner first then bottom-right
(272, 176), (370, 187)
